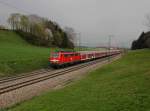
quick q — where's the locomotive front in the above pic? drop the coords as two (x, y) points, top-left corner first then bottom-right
(49, 52), (61, 66)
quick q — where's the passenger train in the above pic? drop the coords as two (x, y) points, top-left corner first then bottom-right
(49, 50), (121, 68)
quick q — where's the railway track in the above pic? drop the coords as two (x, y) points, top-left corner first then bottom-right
(0, 54), (118, 95)
(0, 68), (53, 84)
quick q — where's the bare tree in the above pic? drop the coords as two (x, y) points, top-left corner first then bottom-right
(144, 14), (150, 29)
(64, 27), (76, 43)
(8, 14), (15, 30)
(20, 15), (29, 32)
(8, 13), (21, 30)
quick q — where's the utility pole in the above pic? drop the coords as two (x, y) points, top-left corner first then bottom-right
(79, 34), (81, 51)
(77, 33), (81, 51)
(108, 35), (113, 62)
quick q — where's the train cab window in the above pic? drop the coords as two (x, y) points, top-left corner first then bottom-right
(70, 54), (72, 56)
(75, 53), (78, 56)
(52, 53), (59, 58)
(64, 54), (68, 57)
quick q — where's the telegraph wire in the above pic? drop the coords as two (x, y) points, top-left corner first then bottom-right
(0, 0), (30, 14)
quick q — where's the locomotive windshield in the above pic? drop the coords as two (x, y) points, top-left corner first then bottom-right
(51, 53), (59, 58)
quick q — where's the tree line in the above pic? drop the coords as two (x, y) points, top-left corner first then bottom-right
(131, 32), (150, 50)
(131, 14), (150, 50)
(8, 13), (74, 48)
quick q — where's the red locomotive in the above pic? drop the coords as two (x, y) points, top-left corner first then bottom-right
(49, 51), (80, 68)
(49, 50), (121, 68)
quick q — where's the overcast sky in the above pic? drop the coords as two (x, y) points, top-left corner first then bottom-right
(0, 0), (150, 47)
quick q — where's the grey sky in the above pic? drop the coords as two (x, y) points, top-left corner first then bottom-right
(0, 0), (150, 47)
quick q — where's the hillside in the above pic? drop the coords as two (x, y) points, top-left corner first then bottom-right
(0, 30), (50, 77)
(7, 49), (150, 111)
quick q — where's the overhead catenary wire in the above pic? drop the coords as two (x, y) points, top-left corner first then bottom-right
(0, 0), (30, 14)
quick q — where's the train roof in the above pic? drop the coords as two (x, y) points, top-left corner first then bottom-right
(52, 49), (120, 55)
(52, 51), (79, 54)
(78, 50), (120, 55)
(78, 50), (106, 54)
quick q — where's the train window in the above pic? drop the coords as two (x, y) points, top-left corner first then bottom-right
(64, 54), (68, 57)
(64, 54), (75, 57)
(52, 53), (59, 58)
(75, 53), (78, 56)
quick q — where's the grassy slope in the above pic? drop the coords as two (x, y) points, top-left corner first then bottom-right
(0, 30), (50, 77)
(6, 49), (150, 111)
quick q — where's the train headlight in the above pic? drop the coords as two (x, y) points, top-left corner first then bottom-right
(51, 60), (59, 63)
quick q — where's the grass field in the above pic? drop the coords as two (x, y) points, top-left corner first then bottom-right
(4, 49), (150, 111)
(0, 30), (51, 77)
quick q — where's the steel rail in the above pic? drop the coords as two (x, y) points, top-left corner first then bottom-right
(0, 69), (53, 84)
(0, 54), (119, 95)
(0, 54), (112, 84)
